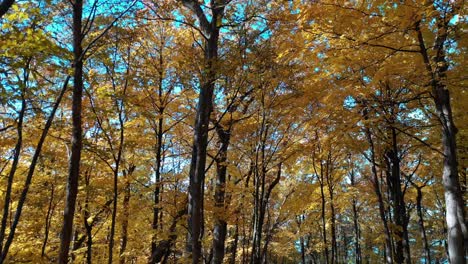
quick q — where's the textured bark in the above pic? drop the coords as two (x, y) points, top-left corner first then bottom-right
(416, 19), (466, 263)
(58, 0), (83, 261)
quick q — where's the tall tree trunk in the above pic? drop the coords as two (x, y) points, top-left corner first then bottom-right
(385, 124), (409, 264)
(416, 19), (466, 263)
(108, 103), (125, 264)
(0, 86), (25, 258)
(151, 41), (165, 261)
(362, 115), (393, 264)
(58, 0), (84, 261)
(0, 76), (69, 263)
(179, 1), (226, 262)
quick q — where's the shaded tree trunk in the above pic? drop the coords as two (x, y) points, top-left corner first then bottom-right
(416, 185), (431, 264)
(58, 0), (84, 261)
(349, 164), (362, 264)
(362, 110), (393, 264)
(211, 126), (230, 264)
(41, 182), (56, 258)
(0, 83), (25, 260)
(120, 165), (134, 264)
(0, 0), (15, 18)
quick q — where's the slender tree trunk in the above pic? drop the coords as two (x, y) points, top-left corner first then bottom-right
(84, 170), (92, 264)
(416, 186), (431, 264)
(228, 221), (239, 264)
(362, 117), (393, 264)
(108, 114), (124, 264)
(0, 76), (69, 263)
(300, 236), (306, 264)
(350, 166), (362, 264)
(120, 166), (134, 264)
(319, 175), (329, 264)
(151, 43), (165, 261)
(41, 183), (56, 258)
(0, 89), (25, 258)
(58, 0), (83, 261)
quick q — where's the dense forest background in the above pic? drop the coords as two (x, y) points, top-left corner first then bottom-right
(0, 0), (466, 263)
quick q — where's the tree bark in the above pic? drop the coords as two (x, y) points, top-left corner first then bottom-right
(58, 0), (83, 261)
(211, 126), (230, 264)
(179, 1), (226, 262)
(120, 165), (134, 264)
(416, 19), (467, 263)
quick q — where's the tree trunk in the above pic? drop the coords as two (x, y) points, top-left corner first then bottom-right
(211, 126), (230, 264)
(120, 166), (134, 264)
(416, 20), (466, 263)
(416, 186), (431, 264)
(0, 0), (15, 18)
(0, 87), (25, 259)
(41, 183), (56, 258)
(0, 76), (69, 262)
(363, 119), (393, 264)
(84, 170), (92, 264)
(181, 1), (225, 262)
(228, 222), (239, 264)
(151, 43), (165, 261)
(58, 0), (83, 261)
(350, 166), (362, 264)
